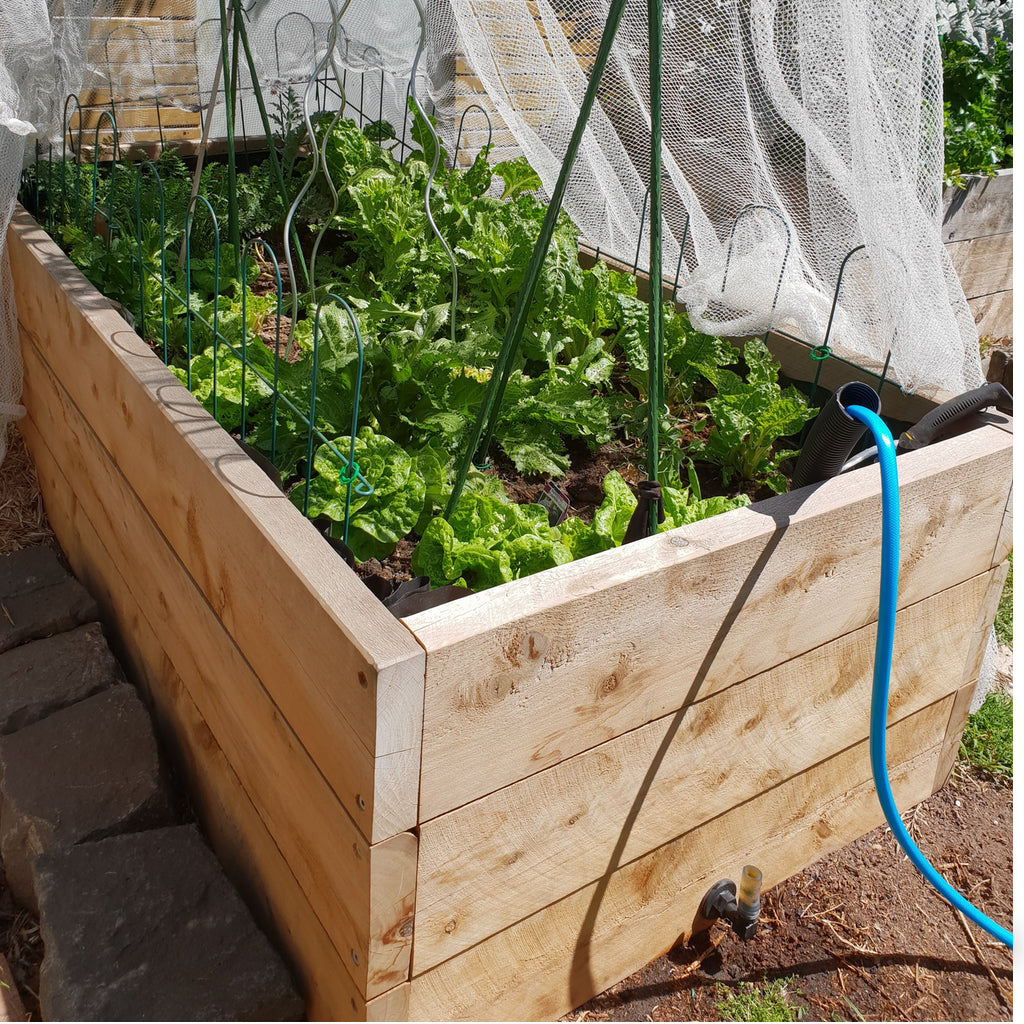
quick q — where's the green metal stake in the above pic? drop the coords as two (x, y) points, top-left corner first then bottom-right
(230, 0), (310, 289)
(445, 0), (631, 517)
(647, 0), (665, 536)
(217, 0), (240, 276)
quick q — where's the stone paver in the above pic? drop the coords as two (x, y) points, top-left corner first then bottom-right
(36, 825), (304, 1022)
(0, 622), (124, 734)
(0, 548), (98, 654)
(0, 683), (175, 911)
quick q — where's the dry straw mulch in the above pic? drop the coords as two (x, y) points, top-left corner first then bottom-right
(0, 424), (55, 555)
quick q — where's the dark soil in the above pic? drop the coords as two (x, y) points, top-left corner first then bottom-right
(566, 770), (1013, 1022)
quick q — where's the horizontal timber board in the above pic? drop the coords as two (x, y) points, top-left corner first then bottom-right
(406, 422), (1011, 820)
(18, 332), (381, 995)
(8, 206), (425, 842)
(942, 169), (1013, 242)
(408, 696), (956, 1020)
(946, 233), (1012, 298)
(19, 415), (362, 1020)
(967, 289), (1013, 339)
(411, 569), (995, 972)
(74, 106), (201, 131)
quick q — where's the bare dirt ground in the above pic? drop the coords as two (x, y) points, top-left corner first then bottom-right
(568, 769), (1012, 1022)
(1, 424), (1013, 1021)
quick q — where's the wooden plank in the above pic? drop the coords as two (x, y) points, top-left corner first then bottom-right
(368, 830), (418, 998)
(941, 169), (1013, 243)
(992, 485), (1012, 566)
(407, 697), (953, 1020)
(21, 331), (421, 1002)
(406, 422), (1011, 821)
(934, 682), (978, 792)
(89, 16), (199, 43)
(74, 106), (201, 132)
(967, 289), (1013, 340)
(960, 561), (1009, 691)
(19, 415), (366, 1022)
(18, 332), (378, 995)
(8, 207), (425, 843)
(91, 0), (195, 17)
(367, 983), (410, 1022)
(412, 570), (994, 972)
(87, 36), (198, 65)
(945, 233), (1012, 298)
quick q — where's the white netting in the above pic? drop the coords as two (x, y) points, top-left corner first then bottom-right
(0, 0), (985, 467)
(0, 0), (93, 466)
(446, 0), (982, 394)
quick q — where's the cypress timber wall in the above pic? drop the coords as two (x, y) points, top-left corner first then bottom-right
(943, 169), (1014, 339)
(8, 204), (1014, 1020)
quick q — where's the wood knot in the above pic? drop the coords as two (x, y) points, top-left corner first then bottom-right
(444, 919), (457, 935)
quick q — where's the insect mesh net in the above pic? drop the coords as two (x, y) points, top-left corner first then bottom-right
(0, 0), (984, 469)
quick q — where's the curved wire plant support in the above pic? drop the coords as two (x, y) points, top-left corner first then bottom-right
(720, 204), (792, 316)
(184, 194), (221, 395)
(61, 95), (85, 228)
(134, 161), (168, 361)
(409, 0), (458, 343)
(303, 294), (371, 544)
(90, 110), (121, 246)
(274, 12), (319, 108)
(241, 238), (284, 456)
(282, 0), (352, 345)
(103, 25), (165, 150)
(453, 104), (494, 167)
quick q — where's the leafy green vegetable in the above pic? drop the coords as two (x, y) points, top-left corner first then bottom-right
(688, 337), (816, 493)
(297, 428), (426, 562)
(942, 36), (1012, 187)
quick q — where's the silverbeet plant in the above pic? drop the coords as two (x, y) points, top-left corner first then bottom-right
(31, 106), (813, 592)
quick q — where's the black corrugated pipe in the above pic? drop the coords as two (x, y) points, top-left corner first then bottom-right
(791, 381), (882, 488)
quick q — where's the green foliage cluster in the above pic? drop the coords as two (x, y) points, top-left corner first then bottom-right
(27, 105), (814, 591)
(942, 35), (1013, 187)
(713, 976), (804, 1022)
(958, 690), (1012, 781)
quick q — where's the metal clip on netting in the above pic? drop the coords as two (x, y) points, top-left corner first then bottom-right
(303, 294), (371, 548)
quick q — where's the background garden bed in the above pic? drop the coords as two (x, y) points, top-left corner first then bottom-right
(8, 204), (1013, 1021)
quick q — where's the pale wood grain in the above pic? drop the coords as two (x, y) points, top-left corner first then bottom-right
(946, 233), (1012, 298)
(19, 415), (367, 1021)
(412, 570), (996, 972)
(942, 169), (1013, 243)
(407, 424), (1011, 820)
(408, 698), (953, 1021)
(8, 207), (425, 842)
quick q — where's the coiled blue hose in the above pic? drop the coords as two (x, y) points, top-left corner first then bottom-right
(846, 404), (1013, 950)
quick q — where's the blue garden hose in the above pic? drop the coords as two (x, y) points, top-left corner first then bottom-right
(846, 404), (1013, 950)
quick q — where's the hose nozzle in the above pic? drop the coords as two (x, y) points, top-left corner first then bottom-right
(700, 865), (764, 941)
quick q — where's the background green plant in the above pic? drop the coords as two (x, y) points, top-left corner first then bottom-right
(958, 690), (1012, 781)
(713, 976), (804, 1022)
(941, 35), (1013, 186)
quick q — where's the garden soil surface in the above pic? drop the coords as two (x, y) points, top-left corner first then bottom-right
(0, 425), (1013, 1021)
(564, 770), (1013, 1022)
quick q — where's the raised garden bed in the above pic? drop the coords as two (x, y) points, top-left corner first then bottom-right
(7, 204), (1013, 1021)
